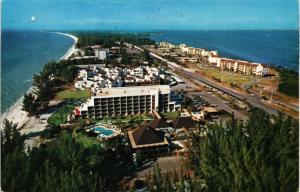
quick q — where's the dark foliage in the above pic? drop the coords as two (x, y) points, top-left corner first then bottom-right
(22, 92), (37, 115)
(1, 120), (133, 192)
(188, 110), (299, 191)
(74, 32), (155, 48)
(278, 68), (299, 97)
(145, 166), (206, 192)
(145, 110), (299, 191)
(32, 60), (77, 108)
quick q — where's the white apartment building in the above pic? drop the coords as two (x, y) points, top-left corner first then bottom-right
(208, 52), (219, 64)
(159, 42), (176, 49)
(254, 63), (269, 76)
(216, 58), (269, 76)
(179, 44), (189, 53)
(74, 85), (180, 119)
(94, 48), (108, 60)
(178, 57), (198, 64)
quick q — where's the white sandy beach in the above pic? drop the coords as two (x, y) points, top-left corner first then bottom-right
(1, 32), (78, 131)
(53, 32), (78, 60)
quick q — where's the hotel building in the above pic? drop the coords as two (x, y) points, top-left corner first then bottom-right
(74, 85), (180, 119)
(217, 58), (269, 76)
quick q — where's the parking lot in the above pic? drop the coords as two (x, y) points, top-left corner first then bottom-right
(170, 75), (248, 121)
(190, 92), (248, 120)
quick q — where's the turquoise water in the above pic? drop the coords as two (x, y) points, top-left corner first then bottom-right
(150, 30), (299, 71)
(93, 127), (114, 136)
(2, 30), (298, 113)
(1, 30), (74, 112)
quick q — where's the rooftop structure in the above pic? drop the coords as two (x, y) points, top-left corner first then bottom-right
(128, 126), (169, 150)
(148, 118), (170, 130)
(172, 116), (197, 129)
(94, 48), (108, 60)
(74, 66), (161, 90)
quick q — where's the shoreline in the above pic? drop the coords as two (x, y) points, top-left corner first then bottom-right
(1, 32), (78, 129)
(52, 32), (78, 60)
(149, 33), (298, 72)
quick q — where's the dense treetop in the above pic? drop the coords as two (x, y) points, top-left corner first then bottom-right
(146, 109), (299, 191)
(74, 32), (156, 48)
(278, 68), (299, 98)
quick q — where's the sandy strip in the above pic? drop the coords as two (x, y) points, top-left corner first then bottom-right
(1, 96), (29, 129)
(1, 32), (78, 130)
(53, 32), (78, 60)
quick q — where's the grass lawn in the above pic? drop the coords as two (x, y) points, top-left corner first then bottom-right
(161, 111), (179, 118)
(200, 67), (254, 86)
(48, 105), (73, 126)
(48, 100), (81, 126)
(73, 133), (100, 148)
(100, 114), (153, 127)
(56, 89), (90, 100)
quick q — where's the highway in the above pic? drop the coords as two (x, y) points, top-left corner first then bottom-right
(129, 44), (279, 116)
(164, 57), (278, 116)
(127, 44), (278, 115)
(168, 62), (278, 115)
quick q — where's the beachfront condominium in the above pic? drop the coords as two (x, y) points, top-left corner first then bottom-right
(94, 48), (108, 60)
(74, 85), (180, 119)
(217, 58), (269, 76)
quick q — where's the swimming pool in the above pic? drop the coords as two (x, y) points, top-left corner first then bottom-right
(93, 127), (114, 136)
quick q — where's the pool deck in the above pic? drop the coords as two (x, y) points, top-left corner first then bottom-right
(89, 123), (122, 140)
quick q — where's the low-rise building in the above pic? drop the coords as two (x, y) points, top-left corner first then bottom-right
(128, 125), (169, 151)
(217, 58), (237, 71)
(94, 48), (108, 60)
(179, 44), (189, 53)
(178, 57), (198, 64)
(217, 58), (269, 76)
(148, 118), (173, 131)
(208, 52), (219, 64)
(159, 41), (176, 49)
(74, 66), (162, 90)
(255, 63), (269, 76)
(171, 116), (197, 130)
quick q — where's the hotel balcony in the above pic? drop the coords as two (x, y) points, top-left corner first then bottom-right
(94, 101), (101, 105)
(101, 102), (108, 106)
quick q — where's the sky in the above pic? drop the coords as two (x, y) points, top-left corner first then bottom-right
(2, 0), (299, 30)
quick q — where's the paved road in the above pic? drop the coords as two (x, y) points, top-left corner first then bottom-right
(170, 74), (248, 120)
(149, 51), (278, 116)
(193, 92), (248, 120)
(128, 44), (278, 116)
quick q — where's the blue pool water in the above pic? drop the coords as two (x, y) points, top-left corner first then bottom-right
(93, 127), (114, 136)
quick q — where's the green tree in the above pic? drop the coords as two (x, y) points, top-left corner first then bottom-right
(1, 119), (27, 191)
(22, 92), (37, 115)
(189, 109), (299, 191)
(143, 50), (153, 64)
(278, 68), (299, 97)
(32, 71), (52, 106)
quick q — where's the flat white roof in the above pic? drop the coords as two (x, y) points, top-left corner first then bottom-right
(94, 85), (171, 98)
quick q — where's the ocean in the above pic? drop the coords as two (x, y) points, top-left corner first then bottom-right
(1, 30), (298, 113)
(1, 30), (74, 113)
(149, 30), (299, 71)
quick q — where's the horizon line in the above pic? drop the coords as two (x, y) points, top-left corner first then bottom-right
(2, 28), (299, 32)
